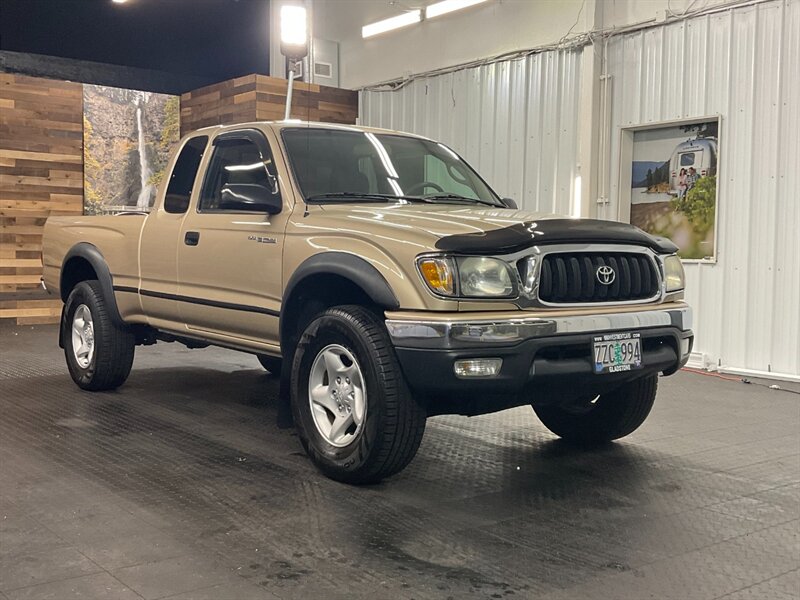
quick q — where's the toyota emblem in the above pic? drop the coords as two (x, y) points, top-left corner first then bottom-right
(596, 265), (615, 285)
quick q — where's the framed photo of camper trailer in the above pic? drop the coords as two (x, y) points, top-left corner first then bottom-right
(618, 116), (720, 262)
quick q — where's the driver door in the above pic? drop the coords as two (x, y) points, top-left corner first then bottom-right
(176, 129), (290, 346)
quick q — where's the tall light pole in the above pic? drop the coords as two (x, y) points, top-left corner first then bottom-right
(280, 4), (308, 121)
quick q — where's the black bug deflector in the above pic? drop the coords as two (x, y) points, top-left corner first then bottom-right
(434, 218), (678, 255)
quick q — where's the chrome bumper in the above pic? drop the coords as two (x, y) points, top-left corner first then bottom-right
(385, 306), (692, 350)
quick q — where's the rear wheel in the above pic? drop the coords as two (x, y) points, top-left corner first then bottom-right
(256, 354), (282, 375)
(533, 374), (658, 444)
(290, 305), (426, 484)
(63, 280), (135, 391)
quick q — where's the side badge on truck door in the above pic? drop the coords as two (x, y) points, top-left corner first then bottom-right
(248, 235), (277, 245)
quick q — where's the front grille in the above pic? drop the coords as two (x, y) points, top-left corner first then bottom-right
(536, 252), (660, 304)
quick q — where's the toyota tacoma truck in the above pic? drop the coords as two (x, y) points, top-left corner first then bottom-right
(42, 122), (693, 484)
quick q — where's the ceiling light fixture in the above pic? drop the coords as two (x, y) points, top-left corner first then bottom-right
(112, 0), (129, 4)
(425, 0), (490, 20)
(279, 4), (309, 121)
(362, 10), (422, 38)
(280, 5), (308, 58)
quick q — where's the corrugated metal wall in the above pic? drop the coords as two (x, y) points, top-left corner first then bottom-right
(604, 0), (800, 377)
(360, 0), (799, 378)
(360, 50), (583, 216)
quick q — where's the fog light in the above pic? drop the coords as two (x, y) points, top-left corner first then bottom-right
(680, 338), (691, 357)
(454, 358), (502, 378)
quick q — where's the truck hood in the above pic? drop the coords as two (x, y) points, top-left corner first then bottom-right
(310, 203), (677, 254)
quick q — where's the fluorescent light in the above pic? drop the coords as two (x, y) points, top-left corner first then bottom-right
(425, 0), (490, 19)
(280, 5), (307, 46)
(111, 0), (128, 4)
(362, 10), (422, 38)
(572, 174), (582, 218)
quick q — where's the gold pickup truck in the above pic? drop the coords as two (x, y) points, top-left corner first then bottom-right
(42, 121), (693, 484)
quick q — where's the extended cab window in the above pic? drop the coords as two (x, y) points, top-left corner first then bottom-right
(199, 137), (280, 212)
(164, 136), (208, 214)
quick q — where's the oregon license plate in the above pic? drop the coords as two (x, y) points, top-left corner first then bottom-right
(592, 332), (643, 374)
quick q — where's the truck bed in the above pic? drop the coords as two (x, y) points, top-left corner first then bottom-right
(42, 213), (148, 299)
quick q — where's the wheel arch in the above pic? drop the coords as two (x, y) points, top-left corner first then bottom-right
(279, 253), (399, 355)
(60, 243), (124, 326)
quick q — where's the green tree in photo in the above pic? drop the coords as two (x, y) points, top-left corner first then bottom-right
(149, 95), (181, 192)
(83, 116), (104, 215)
(671, 175), (716, 237)
(160, 96), (180, 153)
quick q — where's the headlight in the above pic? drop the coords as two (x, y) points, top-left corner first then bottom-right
(456, 257), (515, 297)
(663, 255), (685, 292)
(417, 256), (516, 298)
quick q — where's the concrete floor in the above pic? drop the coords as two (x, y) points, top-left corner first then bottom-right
(0, 324), (798, 600)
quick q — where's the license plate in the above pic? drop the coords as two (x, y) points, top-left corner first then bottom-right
(592, 332), (642, 374)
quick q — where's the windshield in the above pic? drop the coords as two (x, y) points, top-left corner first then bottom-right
(282, 127), (501, 205)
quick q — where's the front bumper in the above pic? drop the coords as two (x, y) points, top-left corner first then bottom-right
(385, 304), (693, 415)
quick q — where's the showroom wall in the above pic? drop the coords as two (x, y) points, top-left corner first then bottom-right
(603, 0), (800, 378)
(0, 74), (84, 323)
(311, 0), (737, 90)
(180, 75), (358, 135)
(314, 0), (589, 89)
(357, 0), (799, 379)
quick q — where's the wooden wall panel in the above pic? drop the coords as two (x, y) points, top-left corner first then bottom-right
(0, 74), (83, 324)
(181, 74), (358, 135)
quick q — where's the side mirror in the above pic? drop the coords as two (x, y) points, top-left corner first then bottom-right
(219, 183), (282, 214)
(500, 197), (518, 209)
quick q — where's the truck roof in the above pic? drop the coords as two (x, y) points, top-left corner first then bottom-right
(188, 120), (430, 140)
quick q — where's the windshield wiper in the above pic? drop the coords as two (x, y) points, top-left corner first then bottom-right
(422, 193), (502, 208)
(305, 192), (502, 208)
(305, 192), (424, 203)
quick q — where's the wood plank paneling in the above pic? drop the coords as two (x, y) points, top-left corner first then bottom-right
(180, 74), (358, 135)
(0, 74), (83, 324)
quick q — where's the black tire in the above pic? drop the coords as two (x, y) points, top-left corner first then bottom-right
(256, 354), (282, 375)
(533, 374), (658, 444)
(290, 305), (426, 484)
(63, 280), (135, 391)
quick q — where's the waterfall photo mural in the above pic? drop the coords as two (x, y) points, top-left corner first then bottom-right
(83, 85), (180, 214)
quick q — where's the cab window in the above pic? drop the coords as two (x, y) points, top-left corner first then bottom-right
(164, 136), (208, 214)
(199, 137), (280, 212)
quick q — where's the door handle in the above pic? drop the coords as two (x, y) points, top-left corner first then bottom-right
(184, 231), (200, 246)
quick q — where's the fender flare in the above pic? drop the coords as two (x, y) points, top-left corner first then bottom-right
(61, 242), (125, 327)
(280, 252), (400, 341)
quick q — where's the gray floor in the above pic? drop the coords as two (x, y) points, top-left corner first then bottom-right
(0, 323), (798, 600)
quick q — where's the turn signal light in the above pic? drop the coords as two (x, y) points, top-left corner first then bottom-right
(418, 257), (455, 295)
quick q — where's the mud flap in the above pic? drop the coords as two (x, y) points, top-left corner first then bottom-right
(58, 304), (67, 349)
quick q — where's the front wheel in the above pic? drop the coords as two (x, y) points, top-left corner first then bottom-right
(533, 374), (658, 444)
(291, 305), (426, 484)
(63, 280), (135, 391)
